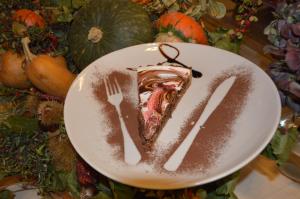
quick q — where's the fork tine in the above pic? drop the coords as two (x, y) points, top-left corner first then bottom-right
(104, 77), (110, 96)
(109, 77), (116, 94)
(108, 77), (114, 95)
(111, 80), (117, 94)
(114, 77), (121, 93)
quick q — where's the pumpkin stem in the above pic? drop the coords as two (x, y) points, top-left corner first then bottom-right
(88, 27), (103, 43)
(21, 37), (36, 63)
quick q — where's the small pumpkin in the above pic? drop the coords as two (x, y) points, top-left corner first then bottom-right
(0, 51), (31, 88)
(68, 0), (154, 70)
(155, 12), (208, 44)
(22, 37), (76, 98)
(12, 9), (46, 28)
(12, 9), (46, 36)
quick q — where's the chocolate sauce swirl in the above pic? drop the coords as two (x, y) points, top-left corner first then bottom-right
(138, 67), (190, 93)
(158, 43), (202, 78)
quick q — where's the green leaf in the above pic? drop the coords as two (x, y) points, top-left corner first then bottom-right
(206, 172), (239, 199)
(215, 176), (238, 195)
(208, 28), (241, 53)
(208, 29), (227, 42)
(109, 181), (136, 199)
(271, 128), (298, 165)
(5, 115), (39, 134)
(40, 169), (66, 192)
(58, 169), (81, 197)
(0, 190), (15, 199)
(261, 144), (277, 160)
(237, 6), (244, 14)
(96, 183), (113, 197)
(162, 0), (176, 8)
(36, 144), (46, 156)
(66, 170), (81, 198)
(91, 192), (113, 199)
(208, 1), (226, 19)
(214, 37), (241, 53)
(196, 189), (208, 199)
(185, 5), (206, 19)
(57, 6), (74, 23)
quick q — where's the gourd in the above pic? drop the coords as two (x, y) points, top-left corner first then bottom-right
(22, 37), (76, 98)
(0, 51), (31, 88)
(155, 12), (208, 44)
(68, 0), (154, 70)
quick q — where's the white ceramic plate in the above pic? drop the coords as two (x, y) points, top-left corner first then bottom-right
(64, 43), (281, 189)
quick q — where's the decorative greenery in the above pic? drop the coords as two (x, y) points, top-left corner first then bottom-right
(0, 91), (79, 196)
(140, 0), (226, 20)
(208, 28), (242, 53)
(262, 128), (299, 165)
(234, 0), (261, 36)
(84, 172), (239, 199)
(206, 0), (262, 53)
(264, 1), (300, 113)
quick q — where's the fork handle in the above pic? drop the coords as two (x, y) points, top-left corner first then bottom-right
(116, 106), (141, 165)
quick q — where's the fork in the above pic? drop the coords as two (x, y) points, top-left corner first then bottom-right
(104, 76), (141, 165)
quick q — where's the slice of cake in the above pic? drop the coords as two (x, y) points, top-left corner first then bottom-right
(137, 65), (192, 149)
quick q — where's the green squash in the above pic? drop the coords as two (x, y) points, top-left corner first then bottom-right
(68, 0), (154, 70)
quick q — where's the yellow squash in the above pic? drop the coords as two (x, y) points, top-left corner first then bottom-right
(0, 50), (31, 88)
(22, 37), (76, 98)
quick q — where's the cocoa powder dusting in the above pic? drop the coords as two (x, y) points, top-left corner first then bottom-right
(92, 72), (148, 161)
(157, 68), (253, 173)
(92, 68), (253, 174)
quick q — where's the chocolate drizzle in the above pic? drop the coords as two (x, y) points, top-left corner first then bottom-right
(158, 43), (202, 78)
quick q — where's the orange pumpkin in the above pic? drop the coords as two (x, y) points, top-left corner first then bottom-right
(156, 12), (207, 44)
(12, 9), (45, 28)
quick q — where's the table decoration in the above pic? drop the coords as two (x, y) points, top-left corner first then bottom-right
(0, 0), (297, 198)
(262, 0), (300, 173)
(264, 0), (300, 113)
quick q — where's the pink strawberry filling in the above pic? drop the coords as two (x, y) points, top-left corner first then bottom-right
(138, 66), (192, 144)
(141, 86), (177, 139)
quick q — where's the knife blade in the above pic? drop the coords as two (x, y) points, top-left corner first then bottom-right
(164, 76), (237, 171)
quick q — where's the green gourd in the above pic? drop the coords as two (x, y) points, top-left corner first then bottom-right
(68, 0), (154, 70)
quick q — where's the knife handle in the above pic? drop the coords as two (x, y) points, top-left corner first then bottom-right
(163, 76), (236, 171)
(163, 124), (203, 171)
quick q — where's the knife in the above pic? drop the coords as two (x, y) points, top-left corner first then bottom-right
(163, 76), (237, 171)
